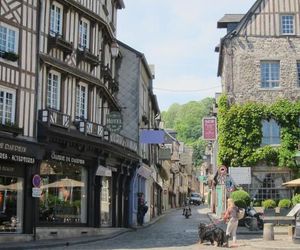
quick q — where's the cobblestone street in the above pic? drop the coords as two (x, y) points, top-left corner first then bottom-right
(41, 206), (262, 250)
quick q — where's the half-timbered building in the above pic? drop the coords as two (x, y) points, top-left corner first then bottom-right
(0, 0), (43, 236)
(216, 0), (300, 203)
(35, 0), (140, 237)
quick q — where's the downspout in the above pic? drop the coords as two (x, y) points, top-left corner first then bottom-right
(34, 0), (42, 139)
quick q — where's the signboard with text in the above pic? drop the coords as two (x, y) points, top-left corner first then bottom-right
(229, 167), (251, 185)
(106, 111), (123, 133)
(202, 117), (217, 141)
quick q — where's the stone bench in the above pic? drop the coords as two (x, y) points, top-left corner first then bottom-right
(263, 216), (295, 225)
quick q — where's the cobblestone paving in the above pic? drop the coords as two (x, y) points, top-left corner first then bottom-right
(44, 206), (260, 250)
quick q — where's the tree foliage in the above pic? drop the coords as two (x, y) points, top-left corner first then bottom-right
(161, 98), (214, 166)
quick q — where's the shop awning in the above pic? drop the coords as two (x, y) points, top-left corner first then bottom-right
(282, 178), (300, 187)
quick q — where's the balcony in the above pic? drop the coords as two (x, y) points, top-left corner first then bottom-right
(110, 132), (138, 153)
(48, 34), (73, 59)
(77, 48), (99, 67)
(39, 109), (70, 129)
(0, 123), (23, 136)
(77, 120), (108, 139)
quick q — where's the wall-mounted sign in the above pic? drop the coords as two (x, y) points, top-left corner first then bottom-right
(50, 152), (85, 165)
(106, 111), (123, 133)
(202, 117), (217, 141)
(229, 167), (251, 185)
(32, 174), (41, 188)
(158, 148), (171, 160)
(140, 130), (165, 144)
(0, 152), (35, 164)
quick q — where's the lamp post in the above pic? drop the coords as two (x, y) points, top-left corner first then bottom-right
(293, 151), (300, 244)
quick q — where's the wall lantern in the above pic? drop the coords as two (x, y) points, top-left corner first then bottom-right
(111, 42), (119, 58)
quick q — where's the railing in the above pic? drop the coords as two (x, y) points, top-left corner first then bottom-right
(40, 109), (70, 129)
(78, 120), (108, 139)
(110, 132), (138, 153)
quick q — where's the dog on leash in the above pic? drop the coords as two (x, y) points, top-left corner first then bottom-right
(198, 222), (227, 247)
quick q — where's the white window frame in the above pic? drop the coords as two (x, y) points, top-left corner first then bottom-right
(262, 119), (280, 146)
(260, 61), (280, 88)
(0, 86), (16, 125)
(50, 1), (63, 37)
(76, 82), (88, 120)
(47, 70), (61, 110)
(281, 15), (294, 35)
(0, 22), (18, 54)
(79, 18), (90, 50)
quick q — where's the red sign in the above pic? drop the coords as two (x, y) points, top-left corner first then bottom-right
(202, 117), (217, 140)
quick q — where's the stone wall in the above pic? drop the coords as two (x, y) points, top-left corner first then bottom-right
(221, 36), (300, 104)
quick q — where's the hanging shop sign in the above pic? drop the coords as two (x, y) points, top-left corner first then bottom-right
(158, 148), (171, 160)
(106, 111), (123, 133)
(50, 152), (85, 165)
(202, 117), (217, 141)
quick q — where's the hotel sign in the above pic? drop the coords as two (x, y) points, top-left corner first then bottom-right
(106, 112), (123, 133)
(202, 117), (217, 141)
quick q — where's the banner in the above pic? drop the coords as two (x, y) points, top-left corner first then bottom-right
(140, 130), (165, 144)
(202, 117), (217, 140)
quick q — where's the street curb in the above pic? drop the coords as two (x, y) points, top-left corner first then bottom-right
(0, 229), (133, 250)
(0, 209), (176, 250)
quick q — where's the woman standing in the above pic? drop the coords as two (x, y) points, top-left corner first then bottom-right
(224, 198), (239, 247)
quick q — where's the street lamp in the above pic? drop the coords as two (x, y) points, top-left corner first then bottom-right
(111, 42), (119, 58)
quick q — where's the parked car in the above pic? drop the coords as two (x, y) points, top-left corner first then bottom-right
(189, 192), (203, 205)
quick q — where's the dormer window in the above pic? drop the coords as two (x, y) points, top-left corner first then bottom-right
(50, 2), (63, 37)
(79, 18), (90, 50)
(281, 15), (294, 35)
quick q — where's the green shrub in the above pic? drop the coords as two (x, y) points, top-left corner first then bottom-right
(292, 194), (300, 205)
(278, 199), (291, 208)
(262, 199), (276, 209)
(234, 199), (247, 208)
(253, 200), (261, 207)
(231, 190), (251, 206)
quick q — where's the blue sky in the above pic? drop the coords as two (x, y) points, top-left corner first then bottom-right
(118, 0), (254, 111)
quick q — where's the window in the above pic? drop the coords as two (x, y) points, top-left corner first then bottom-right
(261, 61), (280, 88)
(297, 62), (300, 87)
(262, 119), (280, 145)
(0, 88), (15, 125)
(50, 2), (63, 36)
(79, 18), (90, 49)
(281, 15), (294, 35)
(0, 24), (17, 54)
(47, 71), (61, 110)
(76, 83), (88, 119)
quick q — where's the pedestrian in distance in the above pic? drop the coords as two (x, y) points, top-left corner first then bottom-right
(223, 198), (239, 247)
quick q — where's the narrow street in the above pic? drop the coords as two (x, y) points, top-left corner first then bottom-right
(43, 206), (257, 250)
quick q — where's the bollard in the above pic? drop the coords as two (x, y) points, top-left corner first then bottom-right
(263, 223), (274, 241)
(288, 225), (295, 238)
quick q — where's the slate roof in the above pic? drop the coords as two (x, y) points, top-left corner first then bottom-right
(217, 14), (244, 28)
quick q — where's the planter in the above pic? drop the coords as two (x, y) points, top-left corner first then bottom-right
(279, 208), (290, 216)
(0, 123), (23, 136)
(264, 208), (276, 216)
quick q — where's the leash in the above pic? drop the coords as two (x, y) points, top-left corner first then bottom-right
(206, 219), (224, 228)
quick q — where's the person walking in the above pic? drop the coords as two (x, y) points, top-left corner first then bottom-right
(223, 198), (239, 247)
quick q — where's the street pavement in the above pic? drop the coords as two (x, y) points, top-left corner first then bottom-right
(1, 205), (299, 249)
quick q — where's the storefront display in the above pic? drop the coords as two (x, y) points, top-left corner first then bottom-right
(101, 176), (112, 226)
(39, 161), (87, 224)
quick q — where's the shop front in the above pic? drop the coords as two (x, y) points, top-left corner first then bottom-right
(38, 151), (89, 226)
(0, 137), (43, 234)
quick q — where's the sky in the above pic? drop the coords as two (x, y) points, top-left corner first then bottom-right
(117, 0), (254, 111)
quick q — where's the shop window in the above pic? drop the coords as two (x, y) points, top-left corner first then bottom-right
(100, 177), (112, 226)
(39, 162), (87, 224)
(0, 176), (23, 233)
(0, 87), (16, 125)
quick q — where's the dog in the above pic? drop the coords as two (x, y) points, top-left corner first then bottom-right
(198, 222), (227, 247)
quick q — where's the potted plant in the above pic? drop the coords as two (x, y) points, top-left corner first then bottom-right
(262, 199), (276, 216)
(292, 194), (300, 206)
(278, 199), (291, 216)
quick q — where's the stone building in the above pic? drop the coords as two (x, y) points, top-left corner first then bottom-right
(216, 0), (300, 201)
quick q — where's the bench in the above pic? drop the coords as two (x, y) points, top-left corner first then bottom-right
(263, 216), (295, 225)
